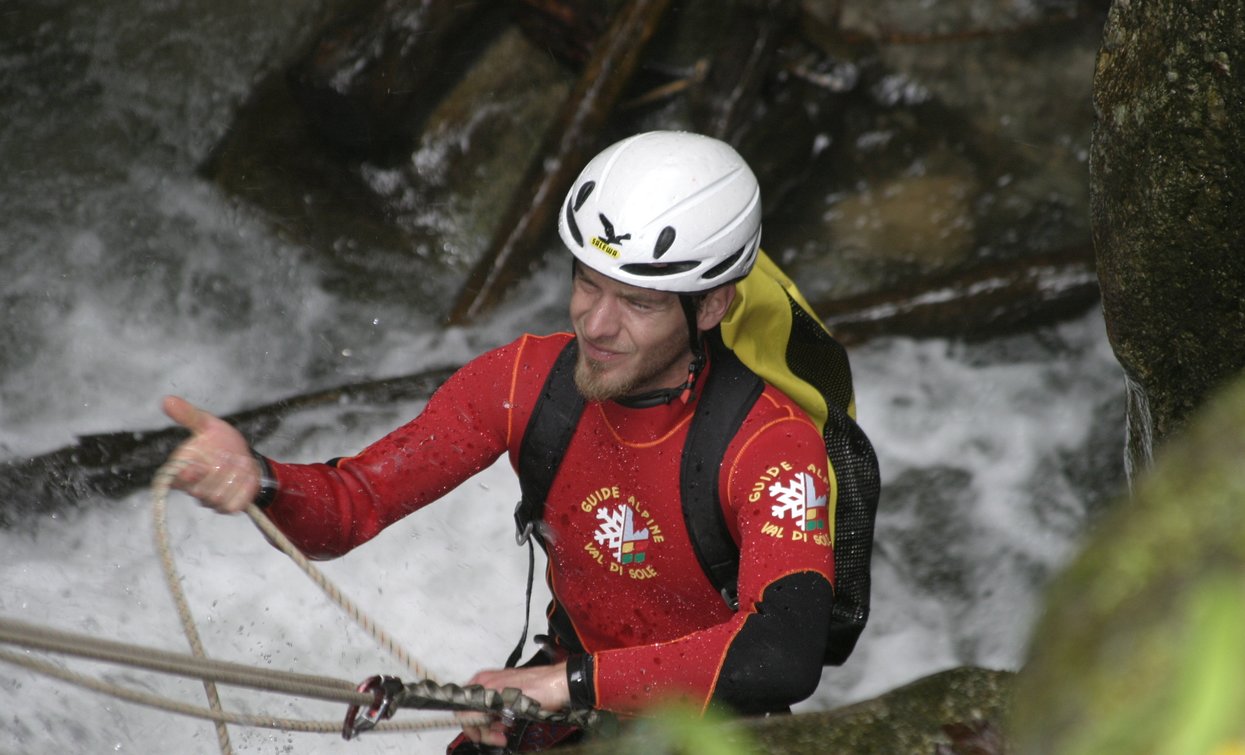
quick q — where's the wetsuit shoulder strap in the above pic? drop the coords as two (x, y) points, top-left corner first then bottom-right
(514, 339), (585, 545)
(681, 330), (765, 610)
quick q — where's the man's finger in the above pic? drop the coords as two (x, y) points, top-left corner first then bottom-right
(162, 395), (212, 435)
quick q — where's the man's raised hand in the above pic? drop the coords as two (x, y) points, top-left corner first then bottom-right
(161, 395), (259, 514)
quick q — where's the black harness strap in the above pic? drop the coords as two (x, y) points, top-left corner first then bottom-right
(508, 341), (584, 668)
(513, 341), (585, 544)
(679, 333), (764, 609)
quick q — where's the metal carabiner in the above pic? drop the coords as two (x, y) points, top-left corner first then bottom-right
(342, 675), (404, 740)
(513, 498), (536, 546)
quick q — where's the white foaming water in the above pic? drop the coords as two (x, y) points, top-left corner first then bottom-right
(0, 3), (1125, 753)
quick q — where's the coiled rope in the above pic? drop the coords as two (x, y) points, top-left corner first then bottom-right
(151, 459), (440, 684)
(152, 460), (234, 752)
(147, 458), (474, 747)
(0, 460), (530, 750)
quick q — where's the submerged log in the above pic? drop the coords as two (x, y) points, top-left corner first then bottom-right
(818, 245), (1100, 345)
(0, 367), (455, 529)
(446, 0), (675, 325)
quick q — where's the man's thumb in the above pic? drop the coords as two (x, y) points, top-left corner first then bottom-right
(163, 395), (212, 435)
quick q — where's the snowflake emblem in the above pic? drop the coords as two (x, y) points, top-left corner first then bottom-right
(593, 504), (651, 564)
(769, 472), (828, 532)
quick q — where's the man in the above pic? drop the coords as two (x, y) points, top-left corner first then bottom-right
(163, 131), (840, 750)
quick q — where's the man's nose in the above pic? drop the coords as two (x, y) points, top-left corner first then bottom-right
(581, 296), (621, 340)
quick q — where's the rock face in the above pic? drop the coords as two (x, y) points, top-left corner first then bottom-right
(1010, 371), (1245, 755)
(1090, 0), (1245, 475)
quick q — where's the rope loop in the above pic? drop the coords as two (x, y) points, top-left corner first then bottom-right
(0, 460), (594, 751)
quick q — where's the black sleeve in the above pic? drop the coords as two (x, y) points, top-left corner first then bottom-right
(710, 570), (834, 715)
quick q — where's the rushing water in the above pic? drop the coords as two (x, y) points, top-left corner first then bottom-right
(0, 3), (1125, 753)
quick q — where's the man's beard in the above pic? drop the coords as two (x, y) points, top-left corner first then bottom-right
(574, 355), (638, 402)
(573, 341), (689, 402)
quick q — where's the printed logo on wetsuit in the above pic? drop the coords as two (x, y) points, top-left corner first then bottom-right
(752, 461), (833, 547)
(579, 485), (664, 580)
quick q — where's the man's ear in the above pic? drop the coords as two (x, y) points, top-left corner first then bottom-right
(696, 284), (736, 331)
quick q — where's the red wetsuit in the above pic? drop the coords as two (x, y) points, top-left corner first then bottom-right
(261, 333), (836, 715)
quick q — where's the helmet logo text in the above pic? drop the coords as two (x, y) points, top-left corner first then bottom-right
(590, 236), (620, 257)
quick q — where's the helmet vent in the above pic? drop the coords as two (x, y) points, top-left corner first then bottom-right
(702, 246), (746, 280)
(573, 181), (596, 211)
(652, 226), (676, 259)
(621, 261), (698, 277)
(564, 198), (584, 247)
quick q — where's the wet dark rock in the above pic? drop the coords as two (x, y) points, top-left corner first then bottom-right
(686, 0), (802, 143)
(447, 0), (676, 323)
(201, 11), (574, 314)
(369, 26), (575, 275)
(1090, 0), (1245, 473)
(200, 52), (447, 310)
(285, 0), (504, 161)
(748, 667), (1012, 754)
(197, 0), (1106, 338)
(767, 1), (1103, 312)
(511, 0), (610, 65)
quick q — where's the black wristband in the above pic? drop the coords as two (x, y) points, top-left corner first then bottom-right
(565, 653), (596, 710)
(251, 449), (279, 509)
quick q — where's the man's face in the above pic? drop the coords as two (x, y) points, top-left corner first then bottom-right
(569, 263), (693, 402)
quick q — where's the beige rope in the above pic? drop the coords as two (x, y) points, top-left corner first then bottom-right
(152, 461), (233, 753)
(152, 459), (438, 682)
(240, 499), (440, 683)
(0, 647), (481, 734)
(147, 458), (456, 749)
(0, 462), (497, 746)
(0, 615), (362, 703)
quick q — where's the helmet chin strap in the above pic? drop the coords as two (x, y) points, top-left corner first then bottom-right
(616, 296), (706, 408)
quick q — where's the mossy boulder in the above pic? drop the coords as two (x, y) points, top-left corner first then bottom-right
(572, 666), (1014, 754)
(1010, 370), (1245, 755)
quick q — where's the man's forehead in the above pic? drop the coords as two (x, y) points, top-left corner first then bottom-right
(576, 263), (676, 301)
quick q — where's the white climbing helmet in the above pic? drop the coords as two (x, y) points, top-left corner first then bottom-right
(558, 131), (762, 294)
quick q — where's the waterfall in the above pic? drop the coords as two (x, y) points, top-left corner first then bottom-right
(1122, 371), (1155, 488)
